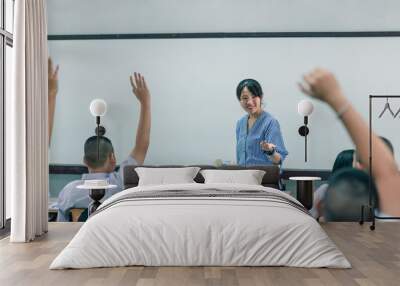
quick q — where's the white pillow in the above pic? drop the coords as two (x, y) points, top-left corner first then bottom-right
(135, 167), (201, 186)
(200, 169), (266, 185)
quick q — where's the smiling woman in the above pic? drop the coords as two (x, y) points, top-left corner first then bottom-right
(235, 79), (288, 167)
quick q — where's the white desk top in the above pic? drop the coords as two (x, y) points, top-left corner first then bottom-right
(289, 176), (322, 181)
(77, 179), (117, 190)
(77, 184), (117, 189)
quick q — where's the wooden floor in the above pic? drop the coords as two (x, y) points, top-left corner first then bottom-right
(0, 222), (399, 286)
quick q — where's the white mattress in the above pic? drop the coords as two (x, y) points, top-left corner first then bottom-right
(50, 183), (351, 269)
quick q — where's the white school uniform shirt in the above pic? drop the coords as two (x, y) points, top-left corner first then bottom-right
(56, 156), (137, 221)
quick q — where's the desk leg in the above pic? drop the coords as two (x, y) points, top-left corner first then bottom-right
(88, 189), (105, 216)
(296, 181), (313, 210)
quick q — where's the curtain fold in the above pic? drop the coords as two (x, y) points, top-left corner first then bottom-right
(10, 0), (49, 242)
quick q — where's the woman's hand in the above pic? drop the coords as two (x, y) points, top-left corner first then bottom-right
(260, 141), (276, 152)
(260, 141), (281, 164)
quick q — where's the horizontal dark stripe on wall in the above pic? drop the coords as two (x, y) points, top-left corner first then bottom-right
(49, 164), (331, 180)
(50, 165), (88, 174)
(48, 31), (400, 41)
(49, 164), (120, 174)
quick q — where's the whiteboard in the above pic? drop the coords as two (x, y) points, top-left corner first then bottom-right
(48, 37), (400, 169)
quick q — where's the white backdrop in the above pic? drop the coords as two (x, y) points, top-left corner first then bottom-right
(47, 0), (400, 34)
(47, 0), (400, 169)
(48, 37), (400, 168)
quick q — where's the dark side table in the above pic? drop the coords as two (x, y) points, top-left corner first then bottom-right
(289, 176), (321, 210)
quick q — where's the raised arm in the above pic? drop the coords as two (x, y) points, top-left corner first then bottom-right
(48, 58), (59, 147)
(299, 68), (400, 216)
(129, 72), (151, 165)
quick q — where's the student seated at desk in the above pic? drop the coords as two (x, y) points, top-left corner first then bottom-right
(310, 136), (394, 220)
(310, 149), (357, 219)
(299, 68), (400, 216)
(56, 72), (151, 221)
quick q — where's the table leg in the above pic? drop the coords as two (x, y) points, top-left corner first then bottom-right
(296, 180), (314, 210)
(88, 189), (105, 216)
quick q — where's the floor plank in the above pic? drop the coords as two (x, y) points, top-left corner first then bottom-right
(0, 221), (399, 286)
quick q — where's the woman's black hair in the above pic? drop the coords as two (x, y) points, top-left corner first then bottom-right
(236, 79), (263, 100)
(331, 149), (355, 174)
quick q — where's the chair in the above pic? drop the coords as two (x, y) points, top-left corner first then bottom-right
(69, 208), (88, 222)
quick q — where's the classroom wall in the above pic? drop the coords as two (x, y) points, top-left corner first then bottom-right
(47, 1), (400, 169)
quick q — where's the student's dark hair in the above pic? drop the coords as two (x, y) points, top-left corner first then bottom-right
(379, 136), (394, 155)
(325, 168), (378, 221)
(84, 136), (114, 169)
(332, 149), (355, 174)
(236, 79), (263, 101)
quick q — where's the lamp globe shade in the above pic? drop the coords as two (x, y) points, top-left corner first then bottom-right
(297, 99), (314, 116)
(89, 99), (107, 117)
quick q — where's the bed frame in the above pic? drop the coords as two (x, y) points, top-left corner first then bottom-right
(123, 165), (282, 190)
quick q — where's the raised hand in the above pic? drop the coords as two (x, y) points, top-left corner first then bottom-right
(129, 72), (150, 105)
(48, 57), (59, 98)
(298, 68), (344, 106)
(48, 57), (59, 146)
(129, 72), (151, 165)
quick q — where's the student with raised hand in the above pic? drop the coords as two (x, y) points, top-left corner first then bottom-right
(56, 72), (151, 221)
(299, 68), (400, 216)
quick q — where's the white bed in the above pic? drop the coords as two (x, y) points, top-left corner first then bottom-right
(50, 183), (351, 269)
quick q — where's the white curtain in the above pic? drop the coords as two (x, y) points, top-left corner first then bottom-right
(9, 0), (49, 242)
